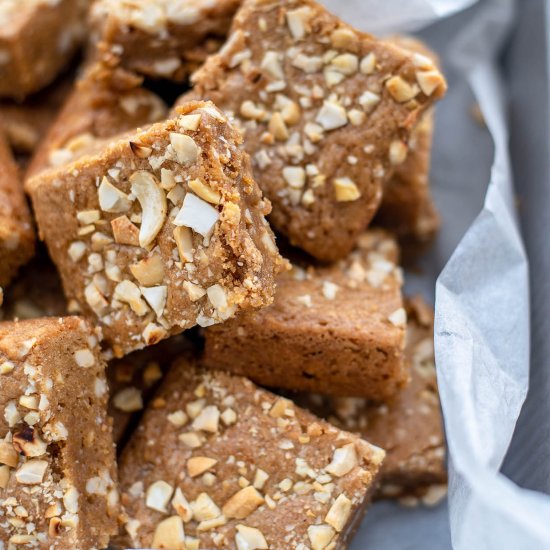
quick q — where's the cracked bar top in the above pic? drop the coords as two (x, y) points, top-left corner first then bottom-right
(116, 361), (385, 549)
(28, 101), (286, 356)
(182, 0), (447, 261)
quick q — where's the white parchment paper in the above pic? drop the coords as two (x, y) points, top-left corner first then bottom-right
(318, 0), (550, 548)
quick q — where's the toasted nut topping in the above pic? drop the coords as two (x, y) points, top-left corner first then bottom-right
(308, 524), (336, 550)
(222, 486), (264, 519)
(358, 90), (381, 111)
(286, 6), (311, 39)
(316, 100), (348, 130)
(129, 141), (152, 158)
(172, 488), (193, 522)
(330, 27), (357, 48)
(167, 410), (188, 427)
(416, 69), (445, 96)
(221, 408), (237, 426)
(269, 112), (289, 141)
(0, 465), (10, 489)
(173, 226), (194, 263)
(192, 405), (220, 433)
(130, 171), (167, 248)
(48, 517), (62, 538)
(179, 432), (204, 448)
(269, 397), (294, 418)
(74, 348), (95, 368)
(13, 426), (47, 458)
(0, 439), (19, 467)
(322, 281), (339, 300)
(113, 387), (143, 412)
(261, 51), (284, 79)
(152, 516), (186, 549)
(235, 524), (268, 550)
(189, 178), (221, 205)
(141, 286), (167, 317)
(0, 361), (14, 374)
(174, 193), (219, 237)
(111, 215), (140, 246)
(68, 241), (86, 262)
(331, 53), (359, 75)
(420, 484), (448, 506)
(240, 100), (266, 120)
(325, 494), (352, 532)
(187, 457), (218, 478)
(183, 281), (206, 302)
(171, 133), (199, 164)
(333, 177), (361, 202)
(15, 459), (48, 485)
(191, 493), (221, 521)
(283, 166), (306, 189)
(386, 76), (420, 102)
(130, 255), (165, 286)
(360, 52), (377, 74)
(326, 444), (358, 477)
(179, 114), (202, 131)
(143, 323), (168, 346)
(98, 177), (132, 213)
(389, 140), (408, 165)
(76, 210), (100, 225)
(114, 280), (149, 316)
(147, 480), (174, 513)
(253, 469), (269, 490)
(388, 307), (407, 327)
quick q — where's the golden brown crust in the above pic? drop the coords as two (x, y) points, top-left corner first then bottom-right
(204, 230), (407, 400)
(28, 101), (285, 355)
(0, 316), (118, 549)
(181, 0), (447, 261)
(0, 0), (88, 99)
(116, 360), (385, 549)
(0, 130), (35, 287)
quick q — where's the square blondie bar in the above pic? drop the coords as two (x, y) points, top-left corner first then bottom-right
(0, 130), (35, 288)
(117, 360), (385, 549)
(0, 317), (118, 549)
(90, 0), (241, 81)
(28, 101), (285, 355)
(294, 297), (447, 502)
(182, 0), (446, 260)
(0, 0), (88, 99)
(204, 230), (407, 400)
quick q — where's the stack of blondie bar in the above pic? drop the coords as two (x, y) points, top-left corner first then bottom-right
(0, 1), (448, 548)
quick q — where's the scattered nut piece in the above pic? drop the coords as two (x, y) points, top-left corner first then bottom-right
(146, 480), (174, 513)
(325, 494), (352, 532)
(171, 133), (199, 164)
(130, 255), (165, 287)
(113, 387), (143, 412)
(130, 171), (167, 248)
(187, 457), (218, 478)
(222, 486), (264, 519)
(235, 524), (268, 550)
(333, 177), (361, 202)
(152, 516), (186, 549)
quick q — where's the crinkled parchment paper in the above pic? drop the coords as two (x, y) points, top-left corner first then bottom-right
(318, 0), (550, 548)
